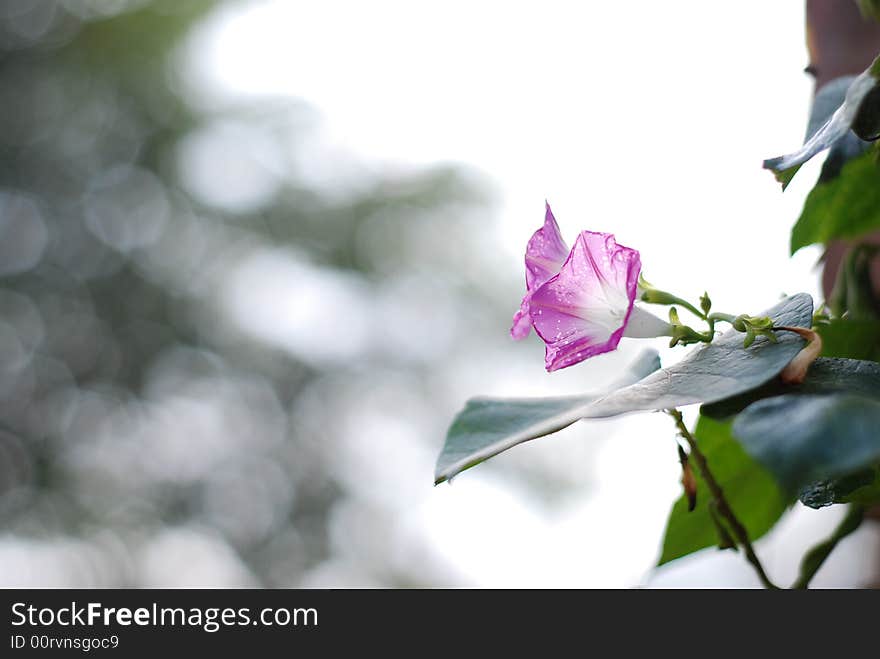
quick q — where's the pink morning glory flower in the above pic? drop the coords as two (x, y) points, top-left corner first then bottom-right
(512, 205), (672, 372)
(510, 203), (570, 340)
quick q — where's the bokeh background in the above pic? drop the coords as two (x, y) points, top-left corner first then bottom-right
(0, 0), (878, 587)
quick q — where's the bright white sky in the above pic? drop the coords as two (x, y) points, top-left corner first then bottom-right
(179, 0), (879, 587)
(185, 0), (824, 303)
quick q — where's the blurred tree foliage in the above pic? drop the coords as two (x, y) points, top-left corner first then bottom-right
(0, 0), (498, 585)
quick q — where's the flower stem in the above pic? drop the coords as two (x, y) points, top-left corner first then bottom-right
(666, 409), (780, 589)
(707, 312), (737, 325)
(704, 311), (740, 338)
(668, 297), (705, 321)
(639, 286), (706, 321)
(791, 505), (864, 589)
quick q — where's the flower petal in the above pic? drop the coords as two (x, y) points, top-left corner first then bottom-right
(529, 231), (641, 371)
(510, 203), (569, 339)
(524, 203), (569, 290)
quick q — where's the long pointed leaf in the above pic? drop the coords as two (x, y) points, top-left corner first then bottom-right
(763, 55), (880, 189)
(436, 294), (812, 483)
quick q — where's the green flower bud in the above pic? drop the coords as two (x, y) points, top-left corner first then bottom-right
(642, 289), (683, 306)
(700, 292), (712, 315)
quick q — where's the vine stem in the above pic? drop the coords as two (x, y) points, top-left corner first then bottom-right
(706, 311), (737, 325)
(670, 297), (705, 321)
(791, 504), (865, 589)
(666, 408), (780, 589)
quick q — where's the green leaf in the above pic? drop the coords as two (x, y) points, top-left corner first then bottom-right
(837, 469), (880, 506)
(577, 294), (812, 418)
(798, 467), (880, 509)
(792, 503), (865, 590)
(434, 351), (660, 484)
(658, 416), (790, 565)
(790, 153), (880, 254)
(732, 393), (880, 493)
(700, 357), (880, 419)
(809, 77), (875, 185)
(436, 294), (812, 483)
(859, 0), (880, 22)
(764, 55), (880, 189)
(828, 244), (880, 319)
(436, 394), (599, 485)
(817, 318), (880, 361)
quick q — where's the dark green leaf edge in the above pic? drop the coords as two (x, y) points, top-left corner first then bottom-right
(732, 393), (880, 493)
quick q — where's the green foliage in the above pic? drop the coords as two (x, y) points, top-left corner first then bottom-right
(434, 351), (661, 483)
(791, 505), (865, 589)
(700, 357), (880, 419)
(859, 0), (880, 22)
(733, 315), (777, 349)
(437, 294), (812, 483)
(790, 153), (880, 254)
(732, 394), (880, 493)
(829, 243), (880, 319)
(698, 349), (880, 540)
(578, 294), (811, 417)
(817, 319), (880, 361)
(436, 394), (601, 485)
(659, 417), (789, 565)
(804, 76), (872, 185)
(844, 477), (880, 505)
(799, 468), (880, 509)
(764, 56), (880, 188)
